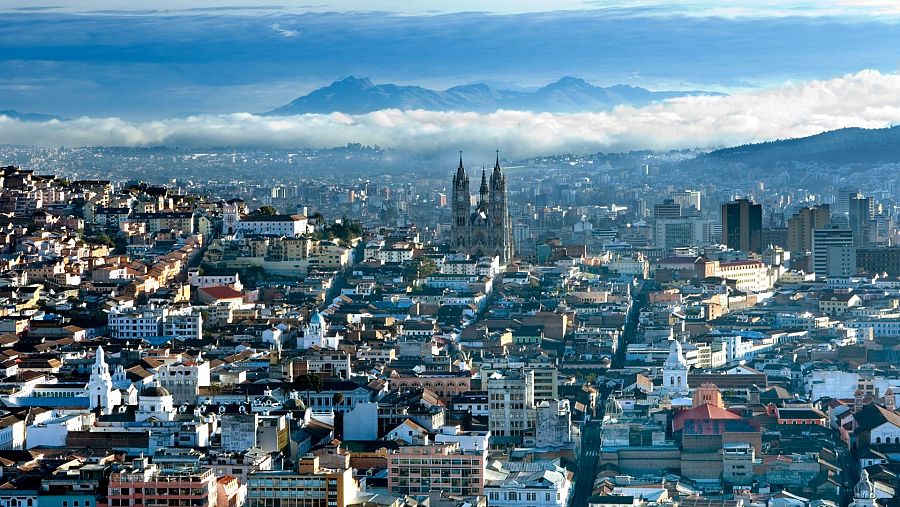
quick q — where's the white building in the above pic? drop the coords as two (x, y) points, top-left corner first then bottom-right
(434, 425), (490, 453)
(222, 204), (308, 236)
(158, 359), (211, 404)
(85, 346), (122, 415)
(487, 369), (535, 446)
(108, 305), (203, 341)
(298, 311), (341, 350)
(484, 460), (572, 507)
(811, 227), (854, 276)
(661, 339), (689, 394)
(136, 385), (176, 422)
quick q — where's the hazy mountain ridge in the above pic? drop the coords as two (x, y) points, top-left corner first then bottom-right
(266, 76), (725, 115)
(704, 125), (900, 165)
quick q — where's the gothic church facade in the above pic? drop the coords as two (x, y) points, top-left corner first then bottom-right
(451, 153), (514, 263)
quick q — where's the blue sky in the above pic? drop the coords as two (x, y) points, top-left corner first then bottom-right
(0, 1), (898, 118)
(1, 1), (900, 157)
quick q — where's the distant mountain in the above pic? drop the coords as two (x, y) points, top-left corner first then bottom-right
(0, 110), (61, 122)
(265, 76), (725, 115)
(704, 125), (900, 166)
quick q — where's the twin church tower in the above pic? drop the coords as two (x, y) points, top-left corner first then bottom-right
(451, 151), (514, 264)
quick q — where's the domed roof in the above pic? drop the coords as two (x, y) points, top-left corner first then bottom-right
(283, 398), (306, 411)
(605, 397), (623, 418)
(310, 311), (326, 328)
(141, 385), (171, 397)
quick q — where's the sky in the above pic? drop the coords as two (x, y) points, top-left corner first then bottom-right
(1, 1), (899, 154)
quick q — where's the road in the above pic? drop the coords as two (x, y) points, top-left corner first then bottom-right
(569, 280), (652, 506)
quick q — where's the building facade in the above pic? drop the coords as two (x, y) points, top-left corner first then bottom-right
(451, 153), (514, 263)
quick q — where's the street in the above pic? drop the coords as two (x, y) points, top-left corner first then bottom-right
(569, 280), (652, 506)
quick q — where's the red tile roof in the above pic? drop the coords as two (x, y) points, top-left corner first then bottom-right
(674, 403), (742, 432)
(199, 285), (244, 300)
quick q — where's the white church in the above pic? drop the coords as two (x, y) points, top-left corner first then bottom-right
(298, 311), (342, 350)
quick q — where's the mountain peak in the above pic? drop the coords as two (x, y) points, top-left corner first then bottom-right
(543, 76), (593, 90)
(332, 76), (374, 89)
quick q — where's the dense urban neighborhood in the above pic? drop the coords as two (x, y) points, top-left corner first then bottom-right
(0, 146), (892, 507)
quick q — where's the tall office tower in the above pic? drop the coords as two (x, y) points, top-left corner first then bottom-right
(787, 205), (830, 254)
(669, 189), (702, 213)
(848, 192), (875, 247)
(654, 198), (682, 219)
(721, 198), (762, 253)
(811, 226), (854, 276)
(834, 187), (858, 221)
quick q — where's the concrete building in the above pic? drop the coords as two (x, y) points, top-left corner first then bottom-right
(487, 369), (536, 447)
(386, 443), (485, 497)
(811, 227), (854, 276)
(787, 205), (830, 254)
(107, 457), (218, 507)
(535, 399), (573, 448)
(246, 456), (357, 507)
(158, 359), (211, 404)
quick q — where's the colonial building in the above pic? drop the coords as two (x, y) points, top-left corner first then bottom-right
(451, 152), (514, 263)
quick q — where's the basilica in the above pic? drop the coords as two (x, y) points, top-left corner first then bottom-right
(451, 152), (515, 263)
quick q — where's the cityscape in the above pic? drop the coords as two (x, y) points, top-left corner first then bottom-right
(1, 2), (900, 507)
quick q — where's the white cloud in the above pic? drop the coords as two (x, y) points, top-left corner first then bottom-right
(2, 70), (900, 157)
(271, 23), (301, 38)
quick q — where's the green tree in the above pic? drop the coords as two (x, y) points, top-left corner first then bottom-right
(256, 205), (278, 216)
(291, 373), (324, 406)
(404, 256), (437, 283)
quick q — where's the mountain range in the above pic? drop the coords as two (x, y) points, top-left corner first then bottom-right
(704, 125), (900, 166)
(266, 76), (725, 115)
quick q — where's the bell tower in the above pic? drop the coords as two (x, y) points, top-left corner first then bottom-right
(452, 152), (470, 249)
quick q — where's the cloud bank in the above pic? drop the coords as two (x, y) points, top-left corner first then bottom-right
(3, 70), (900, 157)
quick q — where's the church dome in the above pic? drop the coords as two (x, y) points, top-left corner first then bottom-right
(141, 386), (171, 397)
(605, 397), (624, 418)
(310, 311), (326, 328)
(283, 398), (306, 411)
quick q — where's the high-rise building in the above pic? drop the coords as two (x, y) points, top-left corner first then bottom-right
(848, 192), (875, 247)
(787, 205), (830, 254)
(721, 198), (762, 253)
(486, 369), (535, 446)
(653, 198), (682, 219)
(451, 152), (514, 263)
(669, 189), (702, 213)
(811, 227), (854, 276)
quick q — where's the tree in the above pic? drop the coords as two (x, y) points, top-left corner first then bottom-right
(332, 392), (345, 406)
(404, 256), (437, 284)
(291, 373), (323, 406)
(256, 205), (278, 216)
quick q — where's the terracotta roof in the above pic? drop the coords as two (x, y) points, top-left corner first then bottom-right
(673, 403), (742, 432)
(199, 285), (244, 300)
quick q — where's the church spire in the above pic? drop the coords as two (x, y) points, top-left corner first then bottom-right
(454, 151), (467, 184)
(479, 166), (489, 202)
(494, 150), (501, 172)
